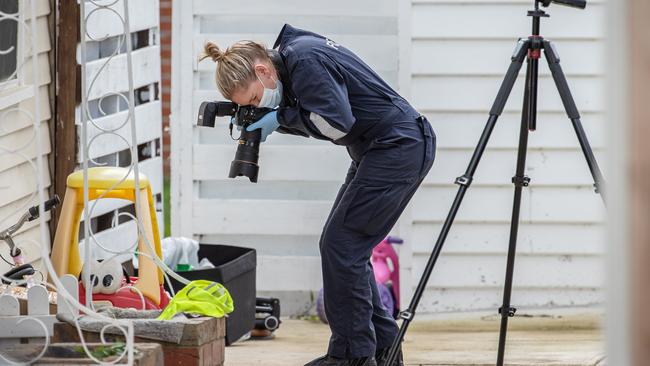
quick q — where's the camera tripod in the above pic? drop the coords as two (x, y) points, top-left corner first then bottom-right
(386, 0), (605, 365)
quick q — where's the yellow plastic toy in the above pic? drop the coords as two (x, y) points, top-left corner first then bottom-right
(50, 167), (164, 306)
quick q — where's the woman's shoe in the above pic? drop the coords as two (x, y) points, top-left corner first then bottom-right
(375, 346), (404, 366)
(304, 355), (378, 366)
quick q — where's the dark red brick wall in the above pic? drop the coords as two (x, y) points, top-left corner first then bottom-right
(160, 0), (172, 176)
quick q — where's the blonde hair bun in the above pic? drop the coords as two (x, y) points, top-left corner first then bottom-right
(199, 40), (271, 99)
(201, 41), (223, 62)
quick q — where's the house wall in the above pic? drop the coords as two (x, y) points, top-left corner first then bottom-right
(0, 0), (54, 275)
(406, 0), (606, 313)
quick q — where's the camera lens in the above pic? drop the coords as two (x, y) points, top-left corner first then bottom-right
(229, 159), (259, 183)
(229, 129), (261, 183)
(264, 316), (279, 331)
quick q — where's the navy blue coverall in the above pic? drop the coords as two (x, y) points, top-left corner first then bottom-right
(272, 24), (436, 359)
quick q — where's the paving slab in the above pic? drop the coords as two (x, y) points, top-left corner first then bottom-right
(225, 310), (605, 366)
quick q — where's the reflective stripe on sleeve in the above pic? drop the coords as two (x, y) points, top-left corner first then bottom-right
(309, 113), (347, 140)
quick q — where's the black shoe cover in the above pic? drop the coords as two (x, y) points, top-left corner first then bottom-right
(375, 346), (404, 366)
(304, 355), (378, 366)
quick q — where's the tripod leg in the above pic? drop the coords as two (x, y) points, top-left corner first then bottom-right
(543, 40), (607, 204)
(495, 52), (536, 366)
(383, 39), (531, 366)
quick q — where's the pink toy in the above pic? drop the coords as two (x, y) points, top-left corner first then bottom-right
(316, 236), (403, 323)
(371, 236), (403, 317)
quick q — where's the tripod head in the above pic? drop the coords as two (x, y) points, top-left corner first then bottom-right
(537, 0), (586, 9)
(528, 0), (585, 36)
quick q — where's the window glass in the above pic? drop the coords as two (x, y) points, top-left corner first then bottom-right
(0, 0), (19, 84)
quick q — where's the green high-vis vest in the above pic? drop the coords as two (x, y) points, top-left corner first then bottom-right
(158, 280), (234, 320)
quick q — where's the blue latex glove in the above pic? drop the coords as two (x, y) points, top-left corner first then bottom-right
(246, 110), (279, 142)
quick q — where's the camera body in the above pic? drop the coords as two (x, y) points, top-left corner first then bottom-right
(197, 101), (275, 183)
(197, 101), (274, 129)
(538, 0), (586, 9)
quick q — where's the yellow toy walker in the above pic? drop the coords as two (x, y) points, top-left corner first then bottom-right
(50, 167), (170, 309)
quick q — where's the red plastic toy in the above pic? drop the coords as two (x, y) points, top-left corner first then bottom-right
(78, 277), (170, 310)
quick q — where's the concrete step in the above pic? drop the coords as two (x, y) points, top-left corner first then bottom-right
(225, 309), (605, 366)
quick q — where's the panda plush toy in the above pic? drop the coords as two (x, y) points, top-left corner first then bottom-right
(81, 258), (126, 294)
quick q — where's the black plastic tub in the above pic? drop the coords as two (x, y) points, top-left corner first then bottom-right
(166, 244), (257, 345)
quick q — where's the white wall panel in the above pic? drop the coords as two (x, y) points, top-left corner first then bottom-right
(412, 39), (604, 76)
(412, 2), (604, 40)
(416, 288), (603, 313)
(84, 46), (161, 101)
(429, 111), (605, 149)
(412, 222), (605, 255)
(412, 254), (603, 288)
(83, 0), (158, 41)
(0, 1), (53, 274)
(411, 186), (604, 223)
(81, 101), (162, 161)
(413, 75), (604, 112)
(407, 0), (606, 312)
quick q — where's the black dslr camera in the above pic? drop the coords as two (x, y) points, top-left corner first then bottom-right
(538, 0), (586, 9)
(197, 101), (274, 183)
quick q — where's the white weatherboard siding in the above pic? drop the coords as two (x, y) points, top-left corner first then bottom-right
(409, 0), (605, 312)
(0, 0), (53, 276)
(172, 0), (605, 314)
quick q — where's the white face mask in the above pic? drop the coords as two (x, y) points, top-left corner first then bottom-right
(256, 73), (283, 109)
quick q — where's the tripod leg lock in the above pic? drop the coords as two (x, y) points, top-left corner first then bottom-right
(455, 175), (473, 187)
(498, 306), (517, 317)
(511, 175), (531, 187)
(593, 183), (601, 194)
(398, 310), (415, 321)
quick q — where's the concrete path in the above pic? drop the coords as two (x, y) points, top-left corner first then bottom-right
(225, 310), (605, 366)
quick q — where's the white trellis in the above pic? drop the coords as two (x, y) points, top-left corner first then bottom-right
(78, 0), (164, 264)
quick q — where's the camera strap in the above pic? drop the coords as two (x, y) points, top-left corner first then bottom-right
(228, 121), (240, 141)
(269, 50), (296, 107)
